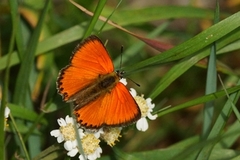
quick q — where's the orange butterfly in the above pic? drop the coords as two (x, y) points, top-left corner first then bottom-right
(57, 35), (141, 129)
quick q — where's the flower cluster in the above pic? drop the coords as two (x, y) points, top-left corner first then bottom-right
(51, 79), (157, 159)
(50, 116), (119, 160)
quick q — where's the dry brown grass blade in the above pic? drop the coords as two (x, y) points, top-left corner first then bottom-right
(69, 0), (173, 52)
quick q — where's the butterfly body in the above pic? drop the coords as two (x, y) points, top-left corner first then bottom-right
(57, 35), (141, 129)
(71, 72), (119, 109)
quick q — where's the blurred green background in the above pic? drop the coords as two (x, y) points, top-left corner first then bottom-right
(1, 0), (240, 159)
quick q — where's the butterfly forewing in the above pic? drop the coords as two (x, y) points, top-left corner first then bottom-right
(57, 35), (114, 101)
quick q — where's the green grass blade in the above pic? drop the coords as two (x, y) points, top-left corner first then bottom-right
(82, 0), (107, 39)
(114, 21), (170, 66)
(7, 103), (47, 125)
(215, 121), (240, 148)
(156, 84), (240, 117)
(123, 11), (240, 74)
(147, 14), (240, 100)
(218, 39), (240, 54)
(148, 49), (208, 99)
(0, 0), (18, 159)
(32, 144), (64, 160)
(201, 1), (219, 140)
(201, 45), (217, 138)
(9, 0), (26, 63)
(13, 0), (50, 105)
(9, 112), (31, 160)
(9, 1), (50, 158)
(196, 80), (240, 159)
(98, 0), (122, 33)
(110, 6), (226, 25)
(198, 2), (220, 158)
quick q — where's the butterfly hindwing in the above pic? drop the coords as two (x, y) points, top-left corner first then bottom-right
(102, 82), (141, 126)
(74, 81), (141, 128)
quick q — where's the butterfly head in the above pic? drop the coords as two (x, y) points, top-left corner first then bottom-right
(116, 70), (125, 79)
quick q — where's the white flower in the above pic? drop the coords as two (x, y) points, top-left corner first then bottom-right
(50, 116), (103, 160)
(130, 88), (157, 132)
(79, 147), (102, 160)
(78, 129), (103, 160)
(50, 115), (84, 156)
(101, 127), (122, 147)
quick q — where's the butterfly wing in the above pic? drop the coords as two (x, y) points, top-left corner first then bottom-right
(74, 82), (141, 128)
(57, 35), (114, 101)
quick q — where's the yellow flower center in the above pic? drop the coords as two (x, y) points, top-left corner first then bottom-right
(101, 127), (121, 147)
(135, 95), (148, 117)
(60, 123), (76, 141)
(82, 133), (100, 154)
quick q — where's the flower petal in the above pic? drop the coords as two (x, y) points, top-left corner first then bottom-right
(64, 140), (73, 151)
(57, 134), (64, 143)
(4, 107), (10, 118)
(57, 118), (67, 126)
(120, 78), (127, 85)
(78, 129), (85, 139)
(65, 115), (74, 124)
(87, 147), (102, 160)
(94, 128), (104, 138)
(79, 155), (85, 160)
(50, 130), (61, 137)
(67, 148), (79, 157)
(136, 118), (149, 132)
(72, 140), (78, 148)
(146, 98), (155, 109)
(147, 112), (157, 120)
(129, 88), (137, 97)
(96, 147), (102, 157)
(50, 129), (65, 143)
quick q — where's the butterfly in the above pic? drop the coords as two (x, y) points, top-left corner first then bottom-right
(57, 35), (141, 129)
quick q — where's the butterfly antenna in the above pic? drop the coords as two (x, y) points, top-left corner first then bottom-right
(119, 46), (140, 87)
(128, 78), (140, 87)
